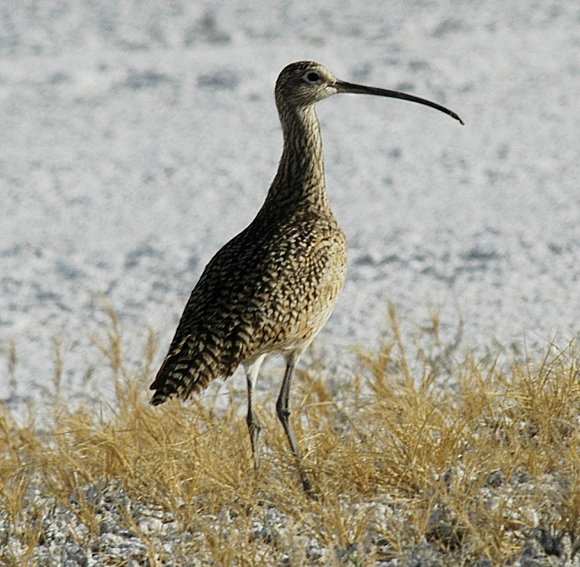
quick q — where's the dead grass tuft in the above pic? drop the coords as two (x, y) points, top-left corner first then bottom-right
(1, 306), (580, 565)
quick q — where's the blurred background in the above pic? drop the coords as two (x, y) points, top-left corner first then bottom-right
(1, 0), (579, 414)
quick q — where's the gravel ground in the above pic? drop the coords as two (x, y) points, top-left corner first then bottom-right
(1, 469), (578, 566)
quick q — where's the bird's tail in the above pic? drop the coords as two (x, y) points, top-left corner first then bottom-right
(149, 333), (231, 405)
(150, 355), (194, 405)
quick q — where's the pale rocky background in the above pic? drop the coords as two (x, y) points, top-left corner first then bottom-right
(1, 0), (579, 415)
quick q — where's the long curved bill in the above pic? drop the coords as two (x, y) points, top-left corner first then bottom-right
(336, 80), (464, 125)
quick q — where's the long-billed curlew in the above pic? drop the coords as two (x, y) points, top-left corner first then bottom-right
(150, 61), (463, 492)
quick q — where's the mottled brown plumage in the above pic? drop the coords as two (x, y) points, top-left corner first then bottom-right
(150, 61), (463, 492)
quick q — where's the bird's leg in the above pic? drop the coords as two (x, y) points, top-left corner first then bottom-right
(244, 355), (265, 469)
(276, 352), (313, 494)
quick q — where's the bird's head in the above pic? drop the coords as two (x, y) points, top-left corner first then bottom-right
(275, 61), (340, 108)
(275, 60), (464, 125)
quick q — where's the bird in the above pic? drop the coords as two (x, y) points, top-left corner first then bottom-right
(150, 61), (463, 492)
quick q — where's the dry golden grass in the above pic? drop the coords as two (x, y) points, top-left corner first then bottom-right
(1, 305), (580, 565)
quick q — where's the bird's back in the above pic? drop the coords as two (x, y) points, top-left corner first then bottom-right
(150, 201), (347, 405)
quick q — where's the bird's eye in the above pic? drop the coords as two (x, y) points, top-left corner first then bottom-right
(304, 71), (321, 83)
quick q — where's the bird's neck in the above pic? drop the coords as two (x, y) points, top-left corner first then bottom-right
(265, 104), (331, 213)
